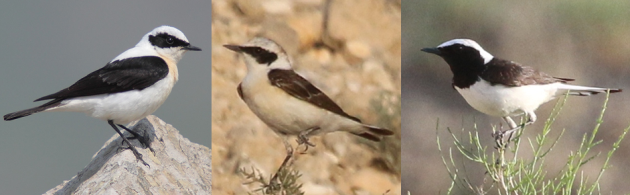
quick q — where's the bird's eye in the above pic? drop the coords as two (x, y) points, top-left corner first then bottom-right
(166, 37), (174, 44)
(253, 48), (263, 54)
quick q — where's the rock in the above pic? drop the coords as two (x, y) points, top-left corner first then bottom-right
(233, 0), (265, 21)
(287, 11), (323, 49)
(44, 115), (212, 195)
(346, 40), (372, 59)
(350, 168), (398, 194)
(326, 0), (400, 50)
(261, 0), (293, 15)
(301, 182), (337, 195)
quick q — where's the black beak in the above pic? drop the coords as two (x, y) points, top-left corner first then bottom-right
(421, 47), (441, 55)
(183, 45), (202, 51)
(223, 44), (242, 52)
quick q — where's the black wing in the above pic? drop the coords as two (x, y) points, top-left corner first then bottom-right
(268, 69), (361, 122)
(35, 56), (169, 101)
(480, 58), (570, 87)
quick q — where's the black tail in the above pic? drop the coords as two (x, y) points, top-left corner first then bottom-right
(4, 100), (61, 121)
(352, 125), (394, 141)
(569, 88), (622, 96)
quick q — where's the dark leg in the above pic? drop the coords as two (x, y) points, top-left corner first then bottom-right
(117, 124), (154, 153)
(118, 124), (142, 140)
(296, 127), (319, 153)
(117, 125), (139, 145)
(108, 120), (149, 167)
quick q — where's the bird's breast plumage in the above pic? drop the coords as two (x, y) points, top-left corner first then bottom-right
(239, 71), (326, 135)
(49, 72), (176, 124)
(456, 79), (559, 117)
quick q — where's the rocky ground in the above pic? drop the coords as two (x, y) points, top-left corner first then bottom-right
(211, 0), (401, 194)
(45, 116), (212, 195)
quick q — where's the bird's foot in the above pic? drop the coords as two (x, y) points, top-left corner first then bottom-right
(109, 121), (150, 167)
(118, 124), (155, 153)
(493, 121), (532, 148)
(296, 135), (315, 154)
(493, 126), (518, 148)
(296, 127), (319, 153)
(119, 144), (150, 167)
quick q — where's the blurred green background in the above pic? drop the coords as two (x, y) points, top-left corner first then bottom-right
(0, 1), (210, 194)
(403, 0), (630, 193)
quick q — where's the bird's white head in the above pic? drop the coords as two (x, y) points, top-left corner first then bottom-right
(223, 37), (292, 73)
(423, 39), (494, 64)
(135, 25), (201, 63)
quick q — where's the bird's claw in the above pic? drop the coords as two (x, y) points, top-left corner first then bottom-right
(296, 134), (315, 153)
(118, 145), (150, 167)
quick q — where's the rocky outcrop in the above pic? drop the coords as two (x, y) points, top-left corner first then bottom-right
(44, 115), (212, 195)
(212, 0), (401, 194)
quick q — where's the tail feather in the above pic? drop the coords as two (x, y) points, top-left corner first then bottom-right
(558, 84), (622, 96)
(4, 100), (62, 121)
(351, 125), (394, 142)
(366, 125), (394, 136)
(353, 132), (381, 141)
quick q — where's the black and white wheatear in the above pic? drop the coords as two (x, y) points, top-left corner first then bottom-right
(4, 25), (201, 166)
(224, 37), (393, 177)
(422, 39), (621, 133)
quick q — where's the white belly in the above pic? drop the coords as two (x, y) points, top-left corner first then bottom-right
(456, 80), (559, 117)
(240, 72), (362, 136)
(47, 75), (176, 124)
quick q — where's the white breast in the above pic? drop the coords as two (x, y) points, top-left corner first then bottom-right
(455, 79), (560, 117)
(239, 69), (369, 136)
(242, 70), (360, 136)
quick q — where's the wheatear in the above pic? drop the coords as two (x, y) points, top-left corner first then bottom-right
(422, 39), (621, 135)
(224, 37), (393, 177)
(4, 25), (201, 166)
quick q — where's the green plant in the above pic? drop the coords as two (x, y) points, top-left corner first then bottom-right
(240, 165), (305, 195)
(437, 92), (629, 194)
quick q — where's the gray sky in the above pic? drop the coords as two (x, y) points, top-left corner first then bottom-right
(0, 1), (211, 194)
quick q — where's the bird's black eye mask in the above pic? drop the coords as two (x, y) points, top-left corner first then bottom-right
(440, 44), (466, 54)
(149, 33), (190, 49)
(240, 46), (278, 65)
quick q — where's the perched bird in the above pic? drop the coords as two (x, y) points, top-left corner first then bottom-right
(4, 25), (201, 166)
(422, 39), (621, 134)
(224, 37), (393, 177)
